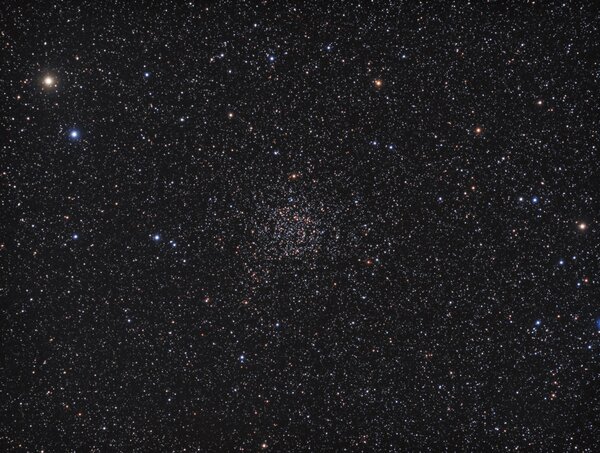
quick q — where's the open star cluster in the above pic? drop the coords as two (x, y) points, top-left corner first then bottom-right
(2, 1), (598, 451)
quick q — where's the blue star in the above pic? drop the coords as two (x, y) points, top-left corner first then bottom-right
(534, 319), (542, 327)
(72, 233), (79, 240)
(531, 196), (539, 204)
(69, 129), (80, 140)
(558, 259), (565, 266)
(267, 54), (276, 62)
(144, 71), (150, 78)
(153, 234), (161, 242)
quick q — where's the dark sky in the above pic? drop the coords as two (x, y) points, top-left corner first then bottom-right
(2, 1), (599, 451)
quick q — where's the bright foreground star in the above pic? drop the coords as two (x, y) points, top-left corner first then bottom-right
(43, 76), (54, 86)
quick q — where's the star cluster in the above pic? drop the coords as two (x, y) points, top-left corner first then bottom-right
(2, 1), (599, 451)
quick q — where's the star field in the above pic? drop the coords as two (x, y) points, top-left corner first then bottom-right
(2, 1), (599, 451)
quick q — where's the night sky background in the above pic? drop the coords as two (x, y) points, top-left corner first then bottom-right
(2, 1), (600, 451)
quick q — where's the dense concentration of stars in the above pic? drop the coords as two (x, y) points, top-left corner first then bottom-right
(2, 1), (599, 451)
